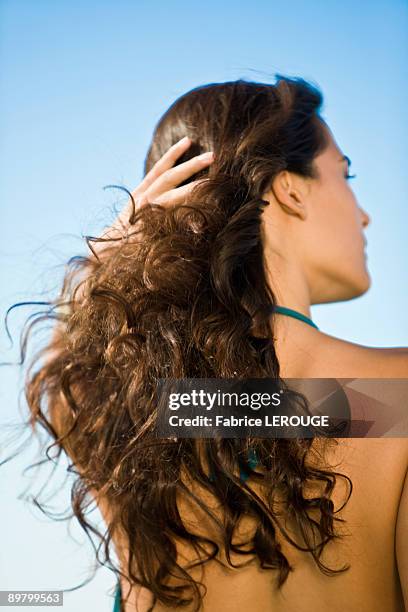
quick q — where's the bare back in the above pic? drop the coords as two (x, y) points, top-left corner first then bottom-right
(113, 320), (408, 611)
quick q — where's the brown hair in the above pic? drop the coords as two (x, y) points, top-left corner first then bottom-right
(8, 75), (352, 610)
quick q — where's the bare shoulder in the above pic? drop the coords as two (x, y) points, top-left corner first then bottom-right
(310, 330), (408, 377)
(396, 459), (408, 607)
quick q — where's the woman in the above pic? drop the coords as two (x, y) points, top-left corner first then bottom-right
(18, 76), (407, 611)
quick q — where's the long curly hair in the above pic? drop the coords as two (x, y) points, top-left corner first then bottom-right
(7, 75), (353, 611)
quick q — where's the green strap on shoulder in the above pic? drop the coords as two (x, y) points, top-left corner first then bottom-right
(273, 305), (319, 330)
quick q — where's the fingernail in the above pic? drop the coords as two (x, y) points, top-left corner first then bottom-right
(198, 151), (214, 161)
(178, 136), (191, 145)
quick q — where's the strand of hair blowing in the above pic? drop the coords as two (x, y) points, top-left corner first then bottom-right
(15, 77), (353, 611)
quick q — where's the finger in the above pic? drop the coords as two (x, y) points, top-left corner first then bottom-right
(146, 152), (214, 199)
(152, 179), (209, 207)
(137, 136), (193, 193)
(103, 193), (146, 237)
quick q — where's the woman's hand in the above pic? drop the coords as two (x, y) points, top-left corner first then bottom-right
(93, 136), (214, 256)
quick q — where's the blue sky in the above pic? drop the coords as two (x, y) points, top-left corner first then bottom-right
(0, 1), (407, 610)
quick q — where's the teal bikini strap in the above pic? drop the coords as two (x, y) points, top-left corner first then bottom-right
(208, 447), (259, 483)
(272, 305), (319, 330)
(239, 446), (259, 481)
(113, 582), (121, 612)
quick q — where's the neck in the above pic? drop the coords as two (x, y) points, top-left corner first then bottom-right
(263, 259), (319, 377)
(263, 250), (312, 320)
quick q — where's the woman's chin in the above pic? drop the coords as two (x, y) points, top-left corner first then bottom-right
(344, 268), (372, 300)
(358, 266), (372, 294)
(314, 268), (372, 304)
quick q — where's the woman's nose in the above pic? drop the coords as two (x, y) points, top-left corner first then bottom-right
(359, 207), (371, 228)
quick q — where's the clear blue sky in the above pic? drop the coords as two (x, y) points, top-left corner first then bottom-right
(1, 1), (407, 610)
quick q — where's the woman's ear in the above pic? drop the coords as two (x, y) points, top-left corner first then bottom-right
(265, 170), (308, 220)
